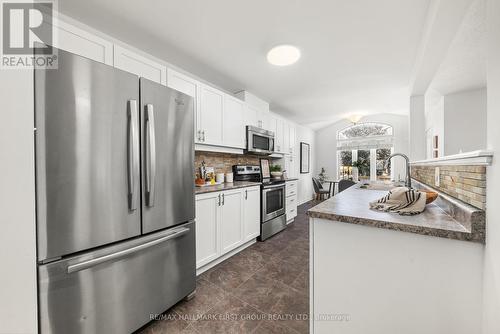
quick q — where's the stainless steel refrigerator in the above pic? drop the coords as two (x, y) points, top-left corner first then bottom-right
(35, 47), (196, 334)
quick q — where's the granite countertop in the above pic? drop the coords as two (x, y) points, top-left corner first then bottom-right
(308, 184), (485, 243)
(195, 181), (261, 195)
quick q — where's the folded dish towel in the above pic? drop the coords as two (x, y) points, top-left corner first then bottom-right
(369, 187), (427, 216)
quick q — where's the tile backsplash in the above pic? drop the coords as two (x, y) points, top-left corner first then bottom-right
(194, 151), (263, 176)
(411, 165), (486, 210)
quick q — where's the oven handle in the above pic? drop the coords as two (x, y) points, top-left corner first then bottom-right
(262, 184), (285, 190)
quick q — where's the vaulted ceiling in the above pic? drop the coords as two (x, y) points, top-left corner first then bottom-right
(59, 0), (431, 129)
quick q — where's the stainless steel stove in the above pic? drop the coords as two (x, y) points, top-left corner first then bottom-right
(233, 165), (287, 240)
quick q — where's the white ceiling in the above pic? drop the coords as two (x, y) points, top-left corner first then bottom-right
(59, 0), (431, 129)
(429, 0), (486, 95)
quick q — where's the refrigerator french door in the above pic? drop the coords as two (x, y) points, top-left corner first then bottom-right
(35, 47), (142, 261)
(140, 78), (195, 233)
(35, 47), (196, 334)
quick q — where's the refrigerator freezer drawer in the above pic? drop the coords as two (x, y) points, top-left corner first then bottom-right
(38, 222), (196, 334)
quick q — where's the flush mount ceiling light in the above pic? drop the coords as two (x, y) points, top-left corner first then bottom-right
(266, 45), (301, 66)
(347, 114), (363, 124)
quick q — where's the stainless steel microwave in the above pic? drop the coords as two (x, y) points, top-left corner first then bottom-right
(246, 125), (275, 155)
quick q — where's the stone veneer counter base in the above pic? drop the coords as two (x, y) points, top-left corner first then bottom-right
(195, 181), (261, 195)
(307, 184), (485, 243)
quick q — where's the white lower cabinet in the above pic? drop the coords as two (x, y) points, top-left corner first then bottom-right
(195, 186), (260, 270)
(220, 189), (244, 253)
(243, 187), (260, 241)
(194, 192), (220, 268)
(286, 181), (298, 223)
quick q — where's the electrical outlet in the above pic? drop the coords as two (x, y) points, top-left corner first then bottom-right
(435, 167), (440, 187)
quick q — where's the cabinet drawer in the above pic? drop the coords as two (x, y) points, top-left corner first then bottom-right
(38, 223), (195, 334)
(286, 195), (297, 221)
(286, 181), (297, 197)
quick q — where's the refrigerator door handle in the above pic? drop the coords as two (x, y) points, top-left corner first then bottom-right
(127, 100), (139, 211)
(145, 104), (156, 207)
(66, 227), (190, 274)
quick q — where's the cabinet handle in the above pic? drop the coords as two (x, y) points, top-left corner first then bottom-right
(222, 193), (225, 205)
(245, 189), (248, 200)
(202, 130), (206, 142)
(218, 194), (221, 206)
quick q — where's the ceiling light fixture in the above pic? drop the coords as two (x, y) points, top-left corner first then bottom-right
(267, 45), (301, 66)
(347, 114), (363, 124)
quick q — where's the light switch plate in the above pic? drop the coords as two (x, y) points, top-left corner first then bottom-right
(435, 167), (440, 187)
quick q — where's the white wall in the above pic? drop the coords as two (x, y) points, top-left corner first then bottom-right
(315, 114), (409, 182)
(409, 95), (426, 161)
(424, 89), (445, 158)
(0, 72), (37, 333)
(296, 125), (316, 204)
(482, 0), (500, 332)
(444, 87), (487, 155)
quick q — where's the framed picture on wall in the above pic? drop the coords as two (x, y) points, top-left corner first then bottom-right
(300, 142), (310, 174)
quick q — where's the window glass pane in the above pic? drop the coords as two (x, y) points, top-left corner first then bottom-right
(376, 148), (392, 180)
(356, 150), (371, 180)
(338, 151), (352, 179)
(338, 123), (393, 139)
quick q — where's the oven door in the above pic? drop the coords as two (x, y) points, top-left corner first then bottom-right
(247, 128), (274, 154)
(261, 184), (286, 222)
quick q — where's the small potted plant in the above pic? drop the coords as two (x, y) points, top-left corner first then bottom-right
(270, 164), (283, 179)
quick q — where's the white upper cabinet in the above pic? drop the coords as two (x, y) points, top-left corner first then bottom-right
(113, 45), (166, 84)
(167, 68), (199, 97)
(244, 105), (259, 127)
(289, 123), (296, 154)
(47, 20), (113, 64)
(199, 84), (224, 146)
(283, 121), (290, 154)
(259, 111), (271, 131)
(275, 117), (284, 153)
(167, 69), (201, 142)
(223, 95), (245, 148)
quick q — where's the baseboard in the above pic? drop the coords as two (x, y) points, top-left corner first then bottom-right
(196, 239), (256, 276)
(298, 195), (315, 206)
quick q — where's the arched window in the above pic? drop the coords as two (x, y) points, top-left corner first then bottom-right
(337, 123), (394, 181)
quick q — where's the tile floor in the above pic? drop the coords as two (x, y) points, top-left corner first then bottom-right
(137, 200), (317, 334)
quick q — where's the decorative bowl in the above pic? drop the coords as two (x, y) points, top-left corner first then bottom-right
(423, 191), (438, 204)
(270, 171), (283, 178)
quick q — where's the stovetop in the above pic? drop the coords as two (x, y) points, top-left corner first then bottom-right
(232, 165), (285, 186)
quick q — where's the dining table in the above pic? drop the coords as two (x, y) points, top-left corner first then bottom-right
(322, 178), (340, 197)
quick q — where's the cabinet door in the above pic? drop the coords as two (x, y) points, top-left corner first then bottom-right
(220, 190), (243, 253)
(47, 20), (113, 65)
(274, 117), (284, 153)
(245, 105), (259, 127)
(286, 155), (297, 178)
(283, 121), (290, 154)
(199, 85), (224, 145)
(289, 124), (296, 154)
(113, 45), (166, 84)
(167, 69), (201, 143)
(259, 111), (270, 130)
(243, 187), (261, 241)
(223, 96), (245, 148)
(195, 194), (220, 268)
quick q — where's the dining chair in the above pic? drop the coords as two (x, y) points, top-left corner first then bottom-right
(338, 179), (356, 193)
(312, 177), (330, 200)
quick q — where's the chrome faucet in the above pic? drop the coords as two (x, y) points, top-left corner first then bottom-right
(385, 153), (412, 188)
